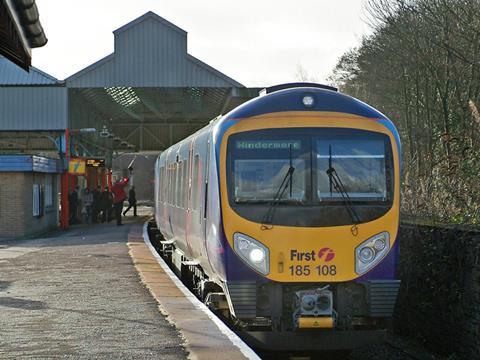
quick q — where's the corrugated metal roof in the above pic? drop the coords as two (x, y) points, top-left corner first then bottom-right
(0, 55), (61, 85)
(0, 87), (67, 130)
(66, 12), (243, 88)
(0, 155), (61, 173)
(114, 11), (186, 37)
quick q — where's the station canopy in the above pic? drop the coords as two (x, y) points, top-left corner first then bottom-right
(0, 0), (47, 70)
(67, 12), (259, 155)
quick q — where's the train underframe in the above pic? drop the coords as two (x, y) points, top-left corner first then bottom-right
(148, 222), (400, 351)
(224, 280), (400, 350)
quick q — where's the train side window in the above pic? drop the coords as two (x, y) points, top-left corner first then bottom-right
(163, 166), (167, 203)
(166, 167), (170, 204)
(170, 166), (174, 205)
(166, 167), (169, 204)
(159, 166), (164, 202)
(169, 166), (173, 205)
(172, 166), (175, 205)
(163, 167), (167, 202)
(176, 162), (181, 207)
(182, 159), (188, 209)
(179, 161), (184, 208)
(192, 155), (200, 210)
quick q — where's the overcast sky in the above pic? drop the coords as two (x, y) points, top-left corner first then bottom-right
(32, 0), (371, 87)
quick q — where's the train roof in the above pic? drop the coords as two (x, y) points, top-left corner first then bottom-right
(223, 85), (387, 120)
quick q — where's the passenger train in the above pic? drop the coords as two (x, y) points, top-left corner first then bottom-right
(153, 83), (401, 350)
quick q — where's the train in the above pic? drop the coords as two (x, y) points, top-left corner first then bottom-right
(153, 83), (401, 351)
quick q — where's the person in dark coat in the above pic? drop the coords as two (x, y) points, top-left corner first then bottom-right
(69, 186), (79, 224)
(91, 186), (101, 223)
(122, 186), (137, 217)
(112, 178), (129, 226)
(100, 188), (111, 223)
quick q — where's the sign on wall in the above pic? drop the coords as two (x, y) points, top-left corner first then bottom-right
(68, 158), (86, 175)
(86, 158), (105, 168)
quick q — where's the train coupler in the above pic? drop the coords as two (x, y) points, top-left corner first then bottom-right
(292, 285), (336, 329)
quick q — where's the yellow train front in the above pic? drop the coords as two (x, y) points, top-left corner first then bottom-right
(215, 84), (401, 350)
(155, 83), (401, 351)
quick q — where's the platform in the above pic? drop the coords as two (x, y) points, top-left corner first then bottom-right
(0, 207), (256, 359)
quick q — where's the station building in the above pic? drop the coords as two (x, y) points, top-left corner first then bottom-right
(0, 11), (258, 239)
(0, 155), (61, 238)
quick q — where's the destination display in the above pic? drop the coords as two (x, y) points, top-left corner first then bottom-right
(86, 158), (105, 168)
(235, 140), (301, 150)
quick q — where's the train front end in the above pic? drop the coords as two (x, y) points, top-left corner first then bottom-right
(216, 86), (401, 350)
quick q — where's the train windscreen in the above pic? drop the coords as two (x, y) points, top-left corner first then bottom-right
(226, 128), (394, 227)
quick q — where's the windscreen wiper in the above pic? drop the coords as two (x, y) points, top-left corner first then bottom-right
(261, 166), (295, 230)
(326, 145), (361, 236)
(261, 145), (295, 230)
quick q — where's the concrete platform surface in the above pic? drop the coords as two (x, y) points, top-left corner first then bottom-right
(128, 224), (259, 360)
(0, 208), (187, 359)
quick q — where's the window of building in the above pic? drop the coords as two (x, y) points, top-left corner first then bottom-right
(32, 184), (44, 217)
(44, 175), (53, 207)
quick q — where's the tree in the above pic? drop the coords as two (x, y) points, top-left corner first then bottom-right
(330, 0), (480, 223)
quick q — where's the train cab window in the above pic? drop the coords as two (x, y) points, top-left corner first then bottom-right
(316, 137), (388, 203)
(229, 137), (308, 204)
(226, 128), (394, 227)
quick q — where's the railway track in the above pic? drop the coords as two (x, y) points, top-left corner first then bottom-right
(146, 220), (431, 360)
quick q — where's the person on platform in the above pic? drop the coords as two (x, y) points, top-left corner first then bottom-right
(83, 188), (93, 223)
(91, 186), (101, 223)
(112, 178), (129, 226)
(123, 186), (137, 217)
(69, 186), (79, 224)
(100, 188), (111, 223)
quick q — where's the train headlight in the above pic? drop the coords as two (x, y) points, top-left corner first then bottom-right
(302, 94), (316, 108)
(249, 248), (265, 263)
(355, 232), (390, 275)
(233, 233), (270, 275)
(359, 247), (375, 263)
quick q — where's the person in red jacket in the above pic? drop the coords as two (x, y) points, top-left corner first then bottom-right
(111, 177), (129, 226)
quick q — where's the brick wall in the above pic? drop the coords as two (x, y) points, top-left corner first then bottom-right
(395, 224), (480, 358)
(0, 172), (59, 239)
(0, 173), (26, 237)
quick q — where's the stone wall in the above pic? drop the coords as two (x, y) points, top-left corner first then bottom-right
(396, 224), (480, 358)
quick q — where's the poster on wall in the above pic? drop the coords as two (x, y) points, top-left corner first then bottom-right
(68, 158), (86, 175)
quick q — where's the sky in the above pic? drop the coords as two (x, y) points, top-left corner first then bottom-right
(32, 0), (372, 87)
